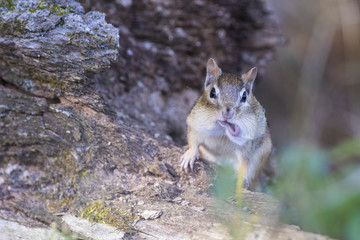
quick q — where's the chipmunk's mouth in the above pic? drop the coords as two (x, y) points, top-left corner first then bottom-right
(218, 120), (240, 137)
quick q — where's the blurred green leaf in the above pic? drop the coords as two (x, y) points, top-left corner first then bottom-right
(347, 210), (360, 240)
(212, 165), (237, 202)
(272, 140), (360, 240)
(330, 138), (360, 161)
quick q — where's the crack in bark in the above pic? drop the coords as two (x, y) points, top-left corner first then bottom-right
(0, 77), (61, 104)
(0, 77), (72, 150)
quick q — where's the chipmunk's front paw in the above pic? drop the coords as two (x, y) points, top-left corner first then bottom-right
(179, 149), (199, 171)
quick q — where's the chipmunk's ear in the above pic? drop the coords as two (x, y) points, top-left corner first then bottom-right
(242, 67), (257, 93)
(205, 58), (222, 88)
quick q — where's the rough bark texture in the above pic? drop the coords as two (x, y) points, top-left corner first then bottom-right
(0, 0), (329, 239)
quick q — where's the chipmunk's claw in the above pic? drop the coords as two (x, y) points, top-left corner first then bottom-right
(179, 148), (199, 172)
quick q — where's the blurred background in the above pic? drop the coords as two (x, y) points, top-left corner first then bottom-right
(258, 1), (360, 239)
(260, 0), (360, 148)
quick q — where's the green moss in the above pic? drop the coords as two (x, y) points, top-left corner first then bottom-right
(36, 0), (45, 10)
(0, 18), (28, 36)
(67, 30), (105, 48)
(0, 0), (16, 11)
(80, 201), (137, 233)
(67, 25), (116, 48)
(107, 36), (113, 44)
(26, 67), (71, 91)
(28, 1), (74, 16)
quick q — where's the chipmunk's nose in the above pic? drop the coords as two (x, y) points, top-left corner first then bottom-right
(222, 108), (234, 120)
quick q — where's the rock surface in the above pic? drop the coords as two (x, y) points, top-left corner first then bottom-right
(0, 0), (329, 240)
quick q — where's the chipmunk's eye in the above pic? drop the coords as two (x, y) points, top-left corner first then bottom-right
(241, 91), (246, 102)
(210, 87), (216, 98)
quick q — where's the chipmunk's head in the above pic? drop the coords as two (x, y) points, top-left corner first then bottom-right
(202, 58), (263, 145)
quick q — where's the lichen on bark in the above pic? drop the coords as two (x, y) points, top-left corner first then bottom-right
(0, 0), (119, 97)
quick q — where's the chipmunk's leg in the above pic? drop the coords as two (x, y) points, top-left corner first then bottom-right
(245, 135), (272, 190)
(180, 127), (201, 171)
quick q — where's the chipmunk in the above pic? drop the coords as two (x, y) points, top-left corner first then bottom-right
(180, 58), (272, 190)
